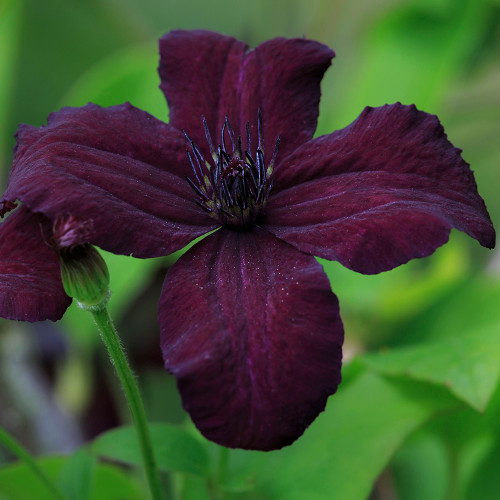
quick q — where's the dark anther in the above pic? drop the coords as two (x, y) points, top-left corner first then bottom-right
(202, 116), (216, 157)
(184, 111), (280, 228)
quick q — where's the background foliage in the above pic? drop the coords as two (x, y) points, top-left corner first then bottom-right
(0, 0), (499, 498)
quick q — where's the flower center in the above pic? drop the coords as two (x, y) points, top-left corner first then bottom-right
(185, 111), (280, 229)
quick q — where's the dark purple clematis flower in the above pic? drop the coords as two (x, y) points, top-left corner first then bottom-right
(0, 30), (495, 450)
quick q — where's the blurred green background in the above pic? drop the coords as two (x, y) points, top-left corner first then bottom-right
(0, 0), (499, 499)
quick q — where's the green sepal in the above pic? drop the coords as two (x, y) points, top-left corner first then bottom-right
(59, 244), (110, 310)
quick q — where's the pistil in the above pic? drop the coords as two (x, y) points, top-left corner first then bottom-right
(185, 111), (280, 229)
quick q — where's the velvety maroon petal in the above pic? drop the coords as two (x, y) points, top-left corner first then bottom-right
(0, 206), (71, 322)
(159, 30), (247, 157)
(264, 103), (495, 274)
(159, 30), (333, 160)
(237, 36), (334, 161)
(159, 227), (344, 451)
(3, 103), (218, 258)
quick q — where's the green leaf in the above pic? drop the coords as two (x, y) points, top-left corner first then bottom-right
(423, 381), (500, 498)
(0, 456), (143, 500)
(91, 462), (145, 500)
(0, 0), (22, 167)
(464, 437), (500, 500)
(91, 423), (210, 477)
(0, 457), (63, 500)
(57, 449), (96, 500)
(61, 44), (166, 121)
(8, 0), (134, 129)
(397, 276), (500, 345)
(330, 0), (491, 128)
(390, 431), (449, 500)
(178, 476), (211, 500)
(362, 324), (500, 411)
(226, 372), (457, 500)
(318, 242), (469, 347)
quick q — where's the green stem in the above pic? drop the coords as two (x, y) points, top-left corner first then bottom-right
(205, 447), (229, 500)
(445, 445), (459, 500)
(0, 426), (69, 500)
(90, 306), (163, 500)
(217, 447), (229, 485)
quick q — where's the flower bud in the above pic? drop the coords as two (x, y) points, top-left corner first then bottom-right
(59, 244), (110, 310)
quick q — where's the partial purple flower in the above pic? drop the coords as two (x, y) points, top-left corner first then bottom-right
(0, 30), (495, 450)
(0, 206), (71, 321)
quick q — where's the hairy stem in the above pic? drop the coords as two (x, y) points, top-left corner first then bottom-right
(90, 306), (163, 500)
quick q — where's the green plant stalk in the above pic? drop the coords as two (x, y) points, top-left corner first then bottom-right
(0, 426), (69, 500)
(445, 444), (459, 500)
(90, 306), (163, 500)
(217, 446), (229, 485)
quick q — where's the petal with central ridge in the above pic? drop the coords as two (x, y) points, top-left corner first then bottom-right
(159, 227), (344, 450)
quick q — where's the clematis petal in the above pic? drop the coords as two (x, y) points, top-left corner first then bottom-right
(158, 30), (334, 160)
(0, 206), (71, 321)
(237, 36), (334, 161)
(159, 30), (247, 156)
(159, 227), (344, 451)
(264, 103), (495, 274)
(2, 103), (218, 258)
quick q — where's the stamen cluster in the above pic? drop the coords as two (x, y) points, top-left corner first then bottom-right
(185, 111), (280, 229)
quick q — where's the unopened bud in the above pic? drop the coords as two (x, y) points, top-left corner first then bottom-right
(59, 244), (110, 310)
